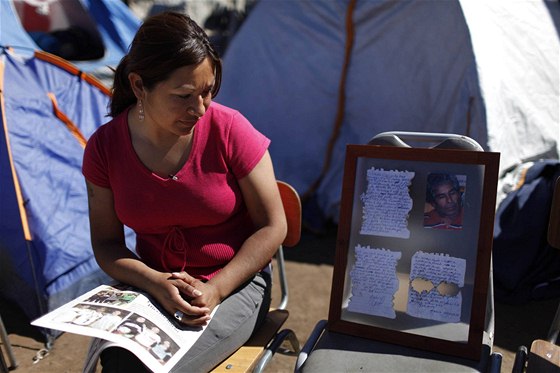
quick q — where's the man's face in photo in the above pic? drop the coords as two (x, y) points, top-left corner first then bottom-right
(432, 182), (461, 219)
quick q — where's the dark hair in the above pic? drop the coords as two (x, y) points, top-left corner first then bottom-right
(110, 12), (222, 117)
(426, 173), (460, 203)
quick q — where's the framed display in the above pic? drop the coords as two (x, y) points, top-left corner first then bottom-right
(328, 144), (500, 360)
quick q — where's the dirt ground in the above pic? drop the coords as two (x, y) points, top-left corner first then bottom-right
(1, 227), (560, 373)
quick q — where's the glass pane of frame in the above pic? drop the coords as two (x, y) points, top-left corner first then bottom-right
(328, 145), (500, 360)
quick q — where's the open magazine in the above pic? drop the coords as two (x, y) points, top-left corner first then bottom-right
(32, 284), (216, 373)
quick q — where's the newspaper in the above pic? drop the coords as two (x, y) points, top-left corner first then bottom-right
(32, 284), (215, 373)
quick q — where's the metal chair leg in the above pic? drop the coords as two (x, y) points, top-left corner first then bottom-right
(0, 346), (8, 373)
(0, 314), (17, 370)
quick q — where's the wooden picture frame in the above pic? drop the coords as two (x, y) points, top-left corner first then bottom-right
(328, 144), (500, 360)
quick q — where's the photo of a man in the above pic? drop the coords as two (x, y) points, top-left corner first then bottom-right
(424, 173), (465, 230)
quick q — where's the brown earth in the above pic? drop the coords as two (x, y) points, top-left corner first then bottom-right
(1, 227), (559, 372)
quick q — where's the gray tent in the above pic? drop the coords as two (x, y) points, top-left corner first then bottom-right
(218, 0), (559, 223)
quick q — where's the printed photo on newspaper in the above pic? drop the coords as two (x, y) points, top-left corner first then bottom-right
(32, 284), (216, 373)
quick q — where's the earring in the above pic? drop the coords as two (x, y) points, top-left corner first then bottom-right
(138, 99), (145, 122)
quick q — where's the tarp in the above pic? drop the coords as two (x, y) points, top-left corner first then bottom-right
(0, 49), (117, 341)
(218, 0), (560, 223)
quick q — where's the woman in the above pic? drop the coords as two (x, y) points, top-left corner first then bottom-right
(82, 11), (287, 372)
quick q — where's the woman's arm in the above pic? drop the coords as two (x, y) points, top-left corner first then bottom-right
(185, 150), (288, 310)
(85, 181), (211, 325)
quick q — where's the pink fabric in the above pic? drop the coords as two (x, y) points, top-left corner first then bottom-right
(83, 102), (270, 279)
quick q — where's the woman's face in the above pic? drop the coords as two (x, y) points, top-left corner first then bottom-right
(142, 57), (215, 137)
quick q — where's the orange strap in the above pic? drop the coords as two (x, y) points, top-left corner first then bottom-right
(35, 50), (111, 96)
(302, 0), (356, 201)
(47, 92), (87, 148)
(37, 50), (110, 148)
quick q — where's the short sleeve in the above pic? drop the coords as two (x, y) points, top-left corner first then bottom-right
(226, 111), (271, 179)
(82, 129), (111, 188)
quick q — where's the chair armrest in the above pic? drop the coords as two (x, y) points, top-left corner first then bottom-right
(294, 320), (328, 373)
(254, 328), (299, 373)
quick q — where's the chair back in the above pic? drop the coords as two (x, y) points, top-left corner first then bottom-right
(278, 181), (302, 248)
(369, 131), (483, 151)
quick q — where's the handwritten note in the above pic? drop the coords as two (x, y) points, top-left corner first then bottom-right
(360, 167), (415, 239)
(348, 245), (402, 319)
(406, 251), (466, 323)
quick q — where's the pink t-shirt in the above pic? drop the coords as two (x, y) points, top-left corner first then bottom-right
(82, 102), (270, 280)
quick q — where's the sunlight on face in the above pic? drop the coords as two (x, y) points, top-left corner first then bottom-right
(143, 58), (215, 137)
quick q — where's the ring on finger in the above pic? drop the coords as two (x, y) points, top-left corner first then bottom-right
(174, 311), (184, 321)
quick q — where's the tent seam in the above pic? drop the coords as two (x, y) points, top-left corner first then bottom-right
(302, 0), (356, 202)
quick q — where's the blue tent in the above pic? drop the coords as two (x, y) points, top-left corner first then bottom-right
(0, 49), (122, 342)
(0, 0), (140, 73)
(0, 0), (140, 342)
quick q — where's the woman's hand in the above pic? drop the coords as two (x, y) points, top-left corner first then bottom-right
(150, 271), (212, 327)
(170, 272), (222, 312)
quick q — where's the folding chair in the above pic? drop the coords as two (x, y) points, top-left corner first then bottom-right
(211, 180), (301, 373)
(295, 132), (502, 373)
(512, 176), (560, 373)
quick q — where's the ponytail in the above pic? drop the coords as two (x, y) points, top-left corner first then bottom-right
(109, 55), (137, 117)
